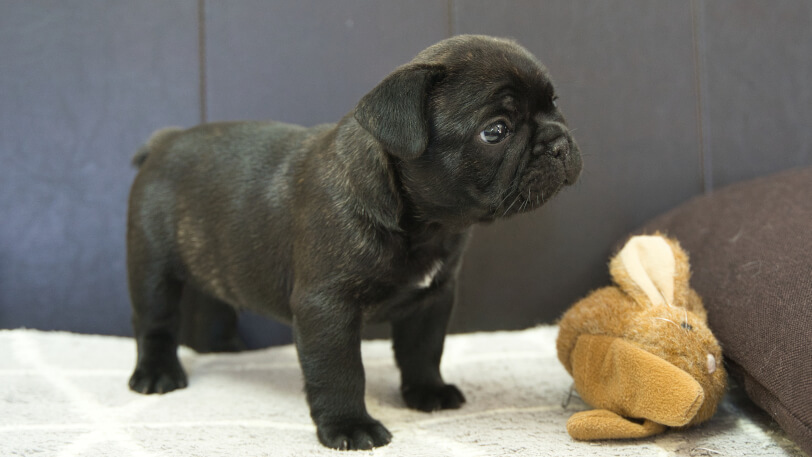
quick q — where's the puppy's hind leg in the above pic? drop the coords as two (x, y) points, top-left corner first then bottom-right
(179, 285), (244, 353)
(127, 249), (187, 394)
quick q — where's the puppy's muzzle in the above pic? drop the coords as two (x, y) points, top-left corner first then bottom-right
(532, 122), (581, 185)
(545, 136), (570, 159)
(533, 122), (571, 159)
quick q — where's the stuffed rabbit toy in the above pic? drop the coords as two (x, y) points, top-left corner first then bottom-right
(556, 234), (727, 440)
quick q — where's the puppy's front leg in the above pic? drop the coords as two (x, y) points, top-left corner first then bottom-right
(392, 285), (466, 411)
(292, 295), (391, 450)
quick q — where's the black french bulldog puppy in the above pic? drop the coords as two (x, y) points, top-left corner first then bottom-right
(127, 35), (581, 450)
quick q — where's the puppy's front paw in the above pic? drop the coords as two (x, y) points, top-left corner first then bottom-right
(128, 359), (188, 394)
(402, 383), (466, 412)
(316, 418), (392, 450)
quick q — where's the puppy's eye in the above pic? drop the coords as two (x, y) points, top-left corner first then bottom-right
(479, 121), (510, 144)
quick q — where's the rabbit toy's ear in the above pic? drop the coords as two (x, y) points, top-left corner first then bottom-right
(610, 235), (678, 307)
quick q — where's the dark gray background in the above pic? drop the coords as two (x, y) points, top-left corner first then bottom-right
(2, 1), (810, 348)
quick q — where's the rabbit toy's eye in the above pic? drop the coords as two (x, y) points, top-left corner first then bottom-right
(707, 354), (717, 374)
(681, 322), (693, 331)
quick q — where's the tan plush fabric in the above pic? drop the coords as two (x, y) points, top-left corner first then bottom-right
(570, 336), (704, 430)
(557, 235), (727, 440)
(567, 410), (666, 441)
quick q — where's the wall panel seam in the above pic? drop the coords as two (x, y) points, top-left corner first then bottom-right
(690, 0), (713, 193)
(448, 0), (455, 38)
(198, 0), (208, 124)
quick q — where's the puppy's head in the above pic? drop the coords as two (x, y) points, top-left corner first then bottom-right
(355, 35), (582, 226)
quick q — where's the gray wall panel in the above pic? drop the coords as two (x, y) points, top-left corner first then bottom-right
(699, 0), (812, 189)
(205, 0), (450, 124)
(451, 0), (703, 330)
(0, 1), (200, 334)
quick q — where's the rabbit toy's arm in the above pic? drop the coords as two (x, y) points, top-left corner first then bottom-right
(565, 334), (705, 440)
(568, 409), (666, 440)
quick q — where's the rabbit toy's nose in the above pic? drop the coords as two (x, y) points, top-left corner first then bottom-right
(707, 354), (717, 374)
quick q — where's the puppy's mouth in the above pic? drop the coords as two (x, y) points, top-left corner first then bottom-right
(493, 139), (581, 218)
(500, 176), (558, 217)
(496, 185), (543, 218)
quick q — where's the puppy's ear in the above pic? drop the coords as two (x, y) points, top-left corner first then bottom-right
(354, 64), (444, 160)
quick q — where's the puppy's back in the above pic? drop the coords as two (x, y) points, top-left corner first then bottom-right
(128, 121), (326, 316)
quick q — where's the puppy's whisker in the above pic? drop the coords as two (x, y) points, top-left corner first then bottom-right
(491, 189), (513, 213)
(500, 184), (520, 207)
(503, 195), (521, 217)
(498, 190), (514, 207)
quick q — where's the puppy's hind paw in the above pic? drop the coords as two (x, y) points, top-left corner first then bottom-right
(128, 359), (188, 394)
(317, 418), (392, 450)
(402, 383), (466, 412)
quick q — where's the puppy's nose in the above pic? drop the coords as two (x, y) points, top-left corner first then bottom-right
(538, 135), (569, 158)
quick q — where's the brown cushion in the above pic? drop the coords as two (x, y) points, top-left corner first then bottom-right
(638, 167), (812, 455)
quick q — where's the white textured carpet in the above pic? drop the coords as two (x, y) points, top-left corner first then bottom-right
(1, 327), (806, 457)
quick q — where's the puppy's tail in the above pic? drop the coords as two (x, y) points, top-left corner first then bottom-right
(132, 127), (184, 168)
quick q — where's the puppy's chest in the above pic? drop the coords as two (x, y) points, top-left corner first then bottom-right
(364, 232), (463, 319)
(413, 259), (444, 289)
(364, 256), (446, 322)
(391, 251), (446, 293)
(399, 230), (459, 289)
